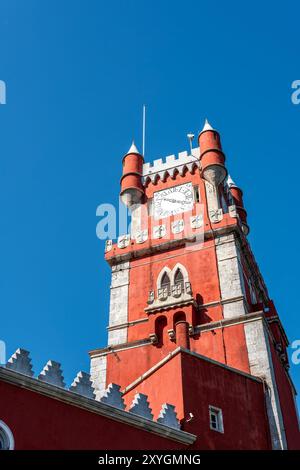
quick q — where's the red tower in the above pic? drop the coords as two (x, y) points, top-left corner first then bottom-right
(90, 120), (300, 450)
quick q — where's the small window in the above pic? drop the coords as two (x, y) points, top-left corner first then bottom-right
(209, 406), (224, 433)
(193, 186), (200, 203)
(0, 421), (14, 450)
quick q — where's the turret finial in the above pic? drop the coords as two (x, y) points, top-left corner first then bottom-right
(201, 118), (214, 133)
(127, 141), (140, 155)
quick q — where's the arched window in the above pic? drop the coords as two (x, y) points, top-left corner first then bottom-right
(0, 421), (14, 450)
(158, 272), (170, 300)
(173, 311), (186, 330)
(174, 269), (184, 289)
(172, 268), (184, 297)
(155, 315), (168, 346)
(156, 264), (191, 302)
(161, 272), (171, 290)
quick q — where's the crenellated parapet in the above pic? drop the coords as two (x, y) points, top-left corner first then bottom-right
(143, 148), (200, 184)
(1, 348), (181, 430)
(4, 348), (94, 396)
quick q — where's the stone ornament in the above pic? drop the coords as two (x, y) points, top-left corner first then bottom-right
(190, 214), (203, 229)
(105, 240), (113, 252)
(185, 281), (192, 295)
(117, 234), (130, 249)
(172, 284), (182, 297)
(171, 220), (184, 234)
(189, 325), (195, 336)
(209, 208), (223, 223)
(135, 229), (148, 244)
(147, 290), (155, 304)
(153, 225), (166, 239)
(167, 329), (176, 341)
(149, 333), (158, 344)
(158, 286), (169, 301)
(228, 205), (237, 218)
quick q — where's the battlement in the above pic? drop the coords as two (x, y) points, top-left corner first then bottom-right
(1, 348), (183, 431)
(143, 147), (200, 183)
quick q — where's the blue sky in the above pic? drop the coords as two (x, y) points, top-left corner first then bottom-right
(0, 0), (299, 404)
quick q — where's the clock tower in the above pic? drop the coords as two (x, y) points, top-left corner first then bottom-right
(90, 120), (300, 450)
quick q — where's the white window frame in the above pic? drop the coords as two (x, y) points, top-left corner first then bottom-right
(209, 406), (224, 433)
(0, 420), (14, 450)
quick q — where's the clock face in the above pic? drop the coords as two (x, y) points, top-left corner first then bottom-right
(153, 183), (194, 220)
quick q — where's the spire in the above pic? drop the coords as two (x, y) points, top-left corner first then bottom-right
(200, 118), (214, 133)
(127, 141), (140, 155)
(226, 174), (238, 188)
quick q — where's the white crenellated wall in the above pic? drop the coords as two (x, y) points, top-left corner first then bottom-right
(143, 148), (200, 183)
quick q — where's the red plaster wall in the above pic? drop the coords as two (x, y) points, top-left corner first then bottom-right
(123, 353), (185, 420)
(127, 238), (222, 330)
(106, 344), (177, 390)
(123, 350), (271, 450)
(106, 321), (251, 395)
(180, 353), (272, 450)
(222, 324), (251, 373)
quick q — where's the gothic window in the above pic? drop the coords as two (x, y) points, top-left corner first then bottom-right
(156, 264), (191, 302)
(174, 269), (184, 290)
(159, 272), (171, 299)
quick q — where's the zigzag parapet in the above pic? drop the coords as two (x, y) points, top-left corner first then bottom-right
(1, 348), (181, 430)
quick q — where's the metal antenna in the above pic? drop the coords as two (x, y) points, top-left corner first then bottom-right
(142, 104), (146, 157)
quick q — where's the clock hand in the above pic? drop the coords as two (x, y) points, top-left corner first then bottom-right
(163, 198), (191, 204)
(163, 198), (178, 203)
